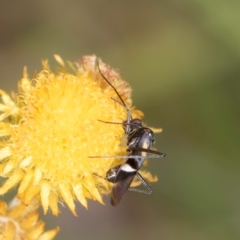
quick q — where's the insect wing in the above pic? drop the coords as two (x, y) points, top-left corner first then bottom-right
(110, 162), (137, 206)
(111, 174), (135, 206)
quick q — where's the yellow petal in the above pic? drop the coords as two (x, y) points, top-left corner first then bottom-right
(58, 183), (76, 216)
(0, 103), (9, 112)
(18, 169), (34, 195)
(151, 127), (163, 133)
(18, 75), (31, 93)
(0, 198), (58, 240)
(140, 170), (158, 182)
(40, 180), (51, 214)
(0, 147), (11, 161)
(3, 163), (14, 174)
(54, 54), (65, 66)
(83, 173), (104, 204)
(0, 170), (24, 195)
(48, 192), (59, 216)
(73, 184), (88, 209)
(19, 156), (32, 168)
(33, 168), (42, 185)
(38, 227), (60, 240)
(0, 89), (16, 108)
(20, 184), (40, 205)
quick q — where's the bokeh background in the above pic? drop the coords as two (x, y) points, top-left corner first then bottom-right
(1, 1), (240, 239)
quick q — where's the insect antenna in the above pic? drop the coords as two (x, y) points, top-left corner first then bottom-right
(96, 59), (132, 133)
(96, 59), (128, 109)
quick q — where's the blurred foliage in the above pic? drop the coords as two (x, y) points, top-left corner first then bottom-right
(1, 0), (240, 239)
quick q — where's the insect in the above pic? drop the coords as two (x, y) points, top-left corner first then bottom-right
(105, 128), (165, 206)
(94, 61), (165, 206)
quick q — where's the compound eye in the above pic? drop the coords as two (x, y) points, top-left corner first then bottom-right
(131, 119), (142, 127)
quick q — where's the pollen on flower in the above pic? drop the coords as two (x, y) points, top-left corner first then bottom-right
(0, 197), (59, 240)
(0, 55), (158, 215)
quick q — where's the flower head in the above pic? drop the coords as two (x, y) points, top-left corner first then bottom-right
(0, 55), (158, 216)
(0, 198), (59, 240)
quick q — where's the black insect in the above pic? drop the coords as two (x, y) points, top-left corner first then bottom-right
(94, 61), (165, 206)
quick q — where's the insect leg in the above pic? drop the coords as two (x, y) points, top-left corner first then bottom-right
(128, 146), (166, 157)
(128, 172), (153, 194)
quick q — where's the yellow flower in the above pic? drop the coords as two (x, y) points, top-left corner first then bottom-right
(0, 197), (59, 240)
(0, 55), (158, 216)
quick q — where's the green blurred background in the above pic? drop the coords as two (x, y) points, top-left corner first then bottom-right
(1, 1), (240, 239)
